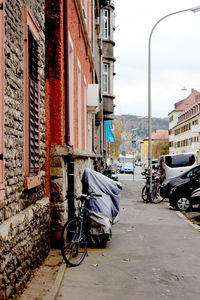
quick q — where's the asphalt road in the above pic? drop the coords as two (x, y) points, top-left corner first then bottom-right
(57, 167), (200, 300)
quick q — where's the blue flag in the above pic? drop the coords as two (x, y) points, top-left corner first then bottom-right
(106, 120), (116, 143)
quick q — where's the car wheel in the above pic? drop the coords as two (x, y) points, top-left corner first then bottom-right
(176, 197), (191, 211)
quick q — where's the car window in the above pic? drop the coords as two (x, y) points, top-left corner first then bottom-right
(165, 154), (195, 168)
(183, 166), (200, 178)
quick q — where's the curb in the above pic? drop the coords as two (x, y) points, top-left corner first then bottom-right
(44, 263), (67, 300)
(166, 203), (200, 231)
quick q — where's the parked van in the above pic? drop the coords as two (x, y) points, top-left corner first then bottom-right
(159, 152), (198, 182)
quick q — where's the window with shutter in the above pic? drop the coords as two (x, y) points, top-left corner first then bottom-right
(28, 29), (39, 176)
(24, 7), (41, 189)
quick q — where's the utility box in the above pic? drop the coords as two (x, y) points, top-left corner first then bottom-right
(87, 84), (99, 113)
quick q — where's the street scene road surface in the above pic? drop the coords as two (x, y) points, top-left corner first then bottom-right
(57, 167), (200, 300)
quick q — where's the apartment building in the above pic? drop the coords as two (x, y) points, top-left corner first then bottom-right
(169, 89), (200, 160)
(45, 0), (116, 245)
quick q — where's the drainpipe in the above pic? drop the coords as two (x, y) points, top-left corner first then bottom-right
(99, 7), (104, 165)
(64, 0), (70, 146)
(64, 0), (75, 218)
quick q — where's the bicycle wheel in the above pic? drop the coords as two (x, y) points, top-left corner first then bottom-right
(142, 185), (148, 202)
(142, 185), (155, 202)
(61, 217), (88, 267)
(152, 183), (165, 204)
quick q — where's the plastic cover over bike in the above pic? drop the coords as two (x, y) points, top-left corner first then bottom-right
(81, 168), (122, 227)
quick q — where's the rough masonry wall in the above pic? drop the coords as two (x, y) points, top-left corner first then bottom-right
(1, 0), (46, 223)
(0, 1), (48, 298)
(0, 198), (49, 298)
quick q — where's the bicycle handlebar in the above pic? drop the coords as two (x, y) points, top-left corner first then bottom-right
(76, 193), (102, 200)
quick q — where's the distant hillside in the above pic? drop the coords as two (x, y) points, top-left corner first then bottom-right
(115, 114), (169, 139)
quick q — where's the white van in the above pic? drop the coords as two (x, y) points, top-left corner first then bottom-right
(159, 152), (198, 182)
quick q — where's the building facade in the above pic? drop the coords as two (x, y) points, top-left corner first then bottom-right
(142, 130), (169, 160)
(45, 0), (116, 245)
(0, 1), (49, 298)
(169, 89), (200, 160)
(0, 0), (116, 297)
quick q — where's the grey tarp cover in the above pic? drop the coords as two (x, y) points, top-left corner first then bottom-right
(81, 168), (122, 224)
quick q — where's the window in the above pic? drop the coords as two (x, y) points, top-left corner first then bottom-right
(88, 0), (91, 38)
(88, 114), (92, 152)
(84, 77), (87, 150)
(0, 0), (5, 200)
(103, 63), (109, 93)
(84, 0), (87, 20)
(102, 9), (109, 38)
(68, 33), (74, 145)
(28, 29), (39, 176)
(165, 154), (195, 168)
(24, 7), (41, 189)
(77, 60), (82, 149)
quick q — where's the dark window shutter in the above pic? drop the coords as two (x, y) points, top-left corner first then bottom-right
(28, 28), (39, 176)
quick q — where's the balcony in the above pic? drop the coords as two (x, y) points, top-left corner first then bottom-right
(103, 94), (115, 115)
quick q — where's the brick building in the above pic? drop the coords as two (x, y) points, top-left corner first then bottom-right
(45, 0), (116, 244)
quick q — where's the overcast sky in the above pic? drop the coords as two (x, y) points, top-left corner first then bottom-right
(114, 0), (200, 118)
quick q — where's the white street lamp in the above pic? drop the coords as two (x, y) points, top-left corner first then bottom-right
(148, 5), (200, 199)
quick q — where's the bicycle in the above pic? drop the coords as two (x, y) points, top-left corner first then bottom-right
(60, 193), (102, 267)
(141, 172), (165, 204)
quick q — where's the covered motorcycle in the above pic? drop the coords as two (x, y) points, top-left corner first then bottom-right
(81, 168), (122, 246)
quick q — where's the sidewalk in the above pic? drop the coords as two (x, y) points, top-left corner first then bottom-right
(56, 174), (200, 300)
(17, 249), (66, 300)
(18, 170), (200, 300)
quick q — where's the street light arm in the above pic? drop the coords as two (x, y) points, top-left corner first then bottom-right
(147, 6), (200, 198)
(149, 8), (191, 42)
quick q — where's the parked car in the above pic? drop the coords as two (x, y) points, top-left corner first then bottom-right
(120, 162), (134, 174)
(159, 152), (198, 182)
(167, 165), (200, 211)
(161, 164), (200, 199)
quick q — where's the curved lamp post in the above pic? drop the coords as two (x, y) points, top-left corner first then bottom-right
(148, 5), (200, 198)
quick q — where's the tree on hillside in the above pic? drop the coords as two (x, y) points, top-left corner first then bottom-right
(152, 140), (169, 158)
(160, 141), (169, 155)
(110, 118), (123, 160)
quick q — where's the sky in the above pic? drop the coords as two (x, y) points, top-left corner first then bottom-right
(114, 0), (200, 118)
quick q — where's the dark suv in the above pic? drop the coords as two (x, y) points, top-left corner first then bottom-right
(161, 164), (200, 199)
(161, 164), (200, 211)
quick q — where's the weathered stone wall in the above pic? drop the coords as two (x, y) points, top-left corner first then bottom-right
(1, 0), (46, 222)
(0, 0), (49, 298)
(49, 146), (95, 244)
(74, 157), (94, 195)
(0, 198), (49, 299)
(49, 146), (70, 244)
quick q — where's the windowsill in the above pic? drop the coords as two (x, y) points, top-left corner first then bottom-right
(25, 175), (41, 190)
